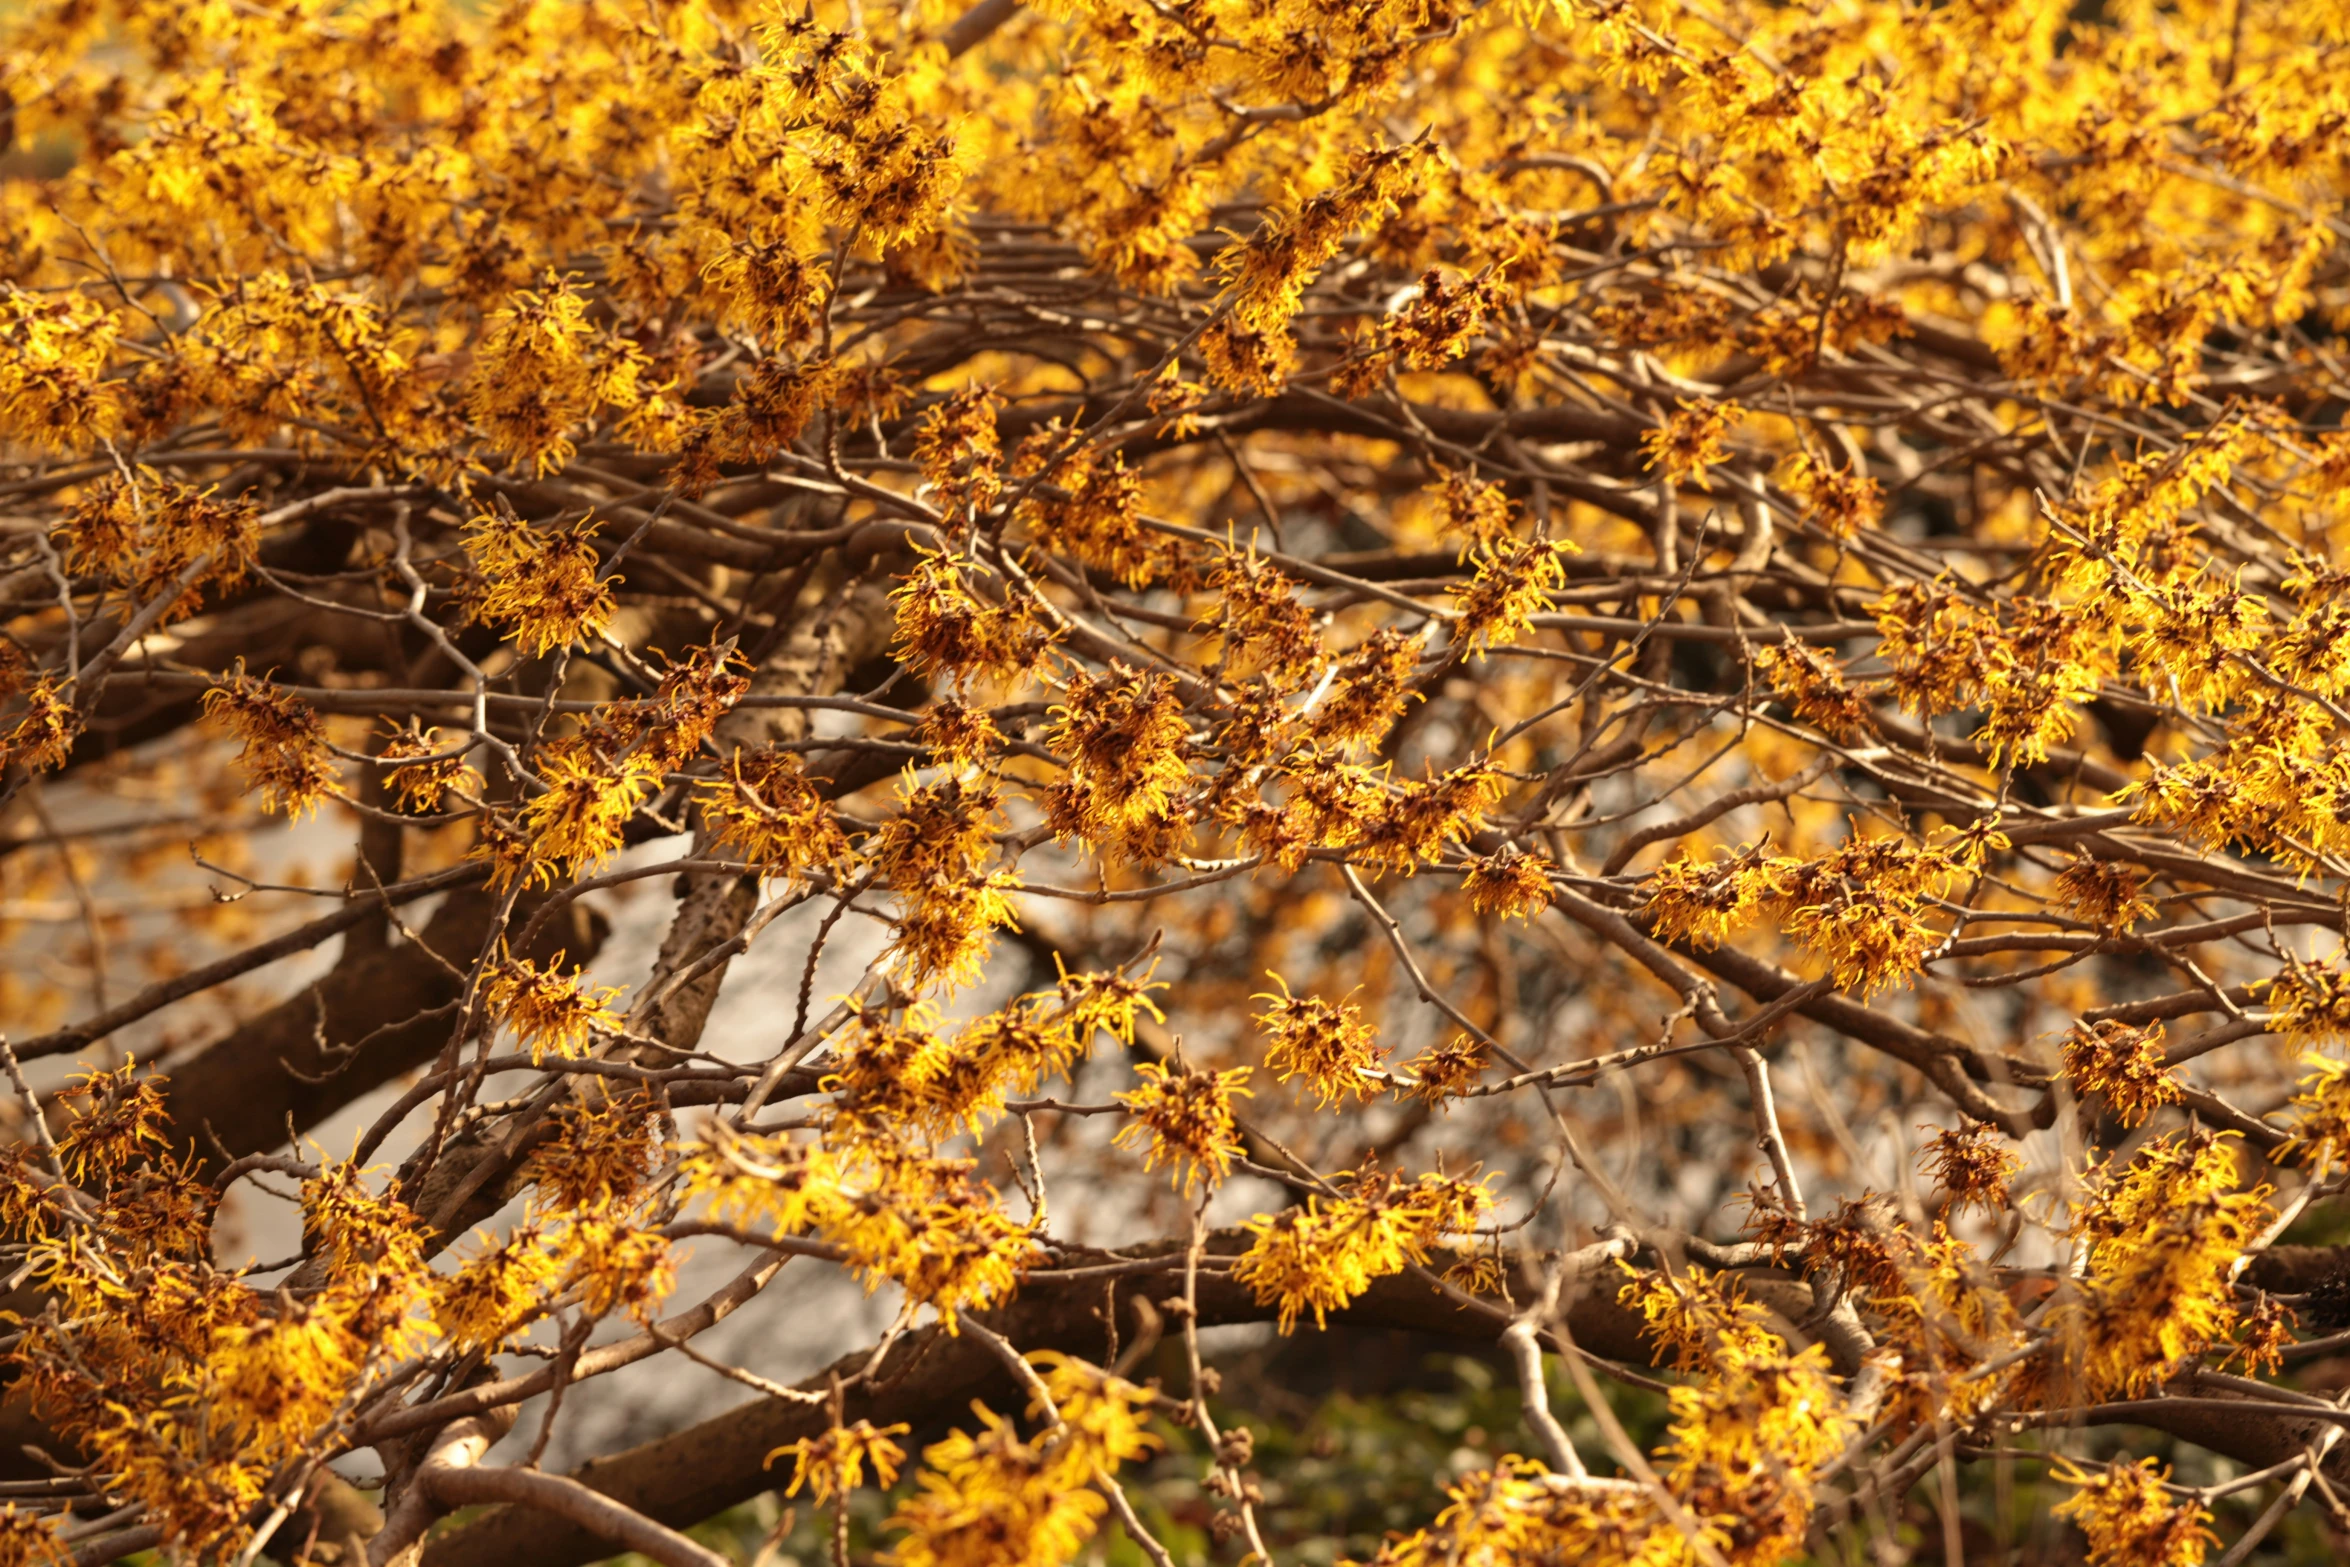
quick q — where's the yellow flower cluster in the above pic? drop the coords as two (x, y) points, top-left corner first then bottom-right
(462, 509), (618, 658)
(886, 1353), (1159, 1567)
(2061, 1019), (2183, 1129)
(1043, 666), (1193, 858)
(1233, 1167), (1494, 1332)
(1362, 1267), (1859, 1567)
(16, 0), (2350, 1555)
(1, 1063), (702, 1562)
(2056, 1132), (2273, 1398)
(200, 663), (339, 819)
(682, 1130), (1038, 1328)
(700, 746), (857, 883)
(1644, 829), (1977, 996)
(868, 771), (1020, 991)
(1253, 975), (1384, 1107)
(2053, 1459), (2218, 1567)
(484, 950), (626, 1064)
(1113, 1060), (1253, 1196)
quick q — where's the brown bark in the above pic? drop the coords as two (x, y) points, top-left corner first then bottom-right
(416, 1250), (1778, 1567)
(412, 1237), (2350, 1567)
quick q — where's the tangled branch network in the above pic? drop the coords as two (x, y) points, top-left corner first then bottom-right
(8, 0), (2350, 1563)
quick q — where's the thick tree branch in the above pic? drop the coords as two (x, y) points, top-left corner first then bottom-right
(415, 1241), (1788, 1567)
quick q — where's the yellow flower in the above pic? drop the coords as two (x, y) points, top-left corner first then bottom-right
(1642, 842), (1776, 950)
(1015, 439), (1167, 589)
(871, 773), (1018, 991)
(465, 275), (637, 475)
(2278, 1053), (2350, 1169)
(2265, 955), (2350, 1046)
(0, 285), (122, 452)
(1917, 1120), (2019, 1216)
(1398, 1035), (1490, 1108)
(918, 699), (1006, 769)
(50, 1063), (172, 1189)
(771, 1419), (910, 1505)
(2058, 1131), (2273, 1396)
(209, 1305), (362, 1453)
(437, 1228), (564, 1353)
(561, 1218), (674, 1322)
(0, 1505), (66, 1567)
(1234, 1168), (1494, 1331)
(885, 1353), (1157, 1567)
(0, 675), (82, 775)
(889, 549), (1056, 687)
(825, 1150), (1041, 1328)
(1253, 975), (1383, 1107)
(2061, 1019), (2182, 1128)
(200, 663), (339, 819)
(1043, 665), (1193, 853)
(1113, 1060), (1252, 1196)
(1308, 629), (1426, 751)
(520, 745), (659, 884)
(1355, 759), (1508, 876)
(2052, 854), (2157, 933)
(1620, 1265), (1786, 1375)
(463, 510), (617, 657)
(2052, 1459), (2216, 1567)
(484, 950), (624, 1063)
(380, 722), (483, 814)
(1451, 536), (1575, 656)
(699, 746), (855, 883)
(1460, 850), (1554, 920)
(1640, 398), (1741, 490)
